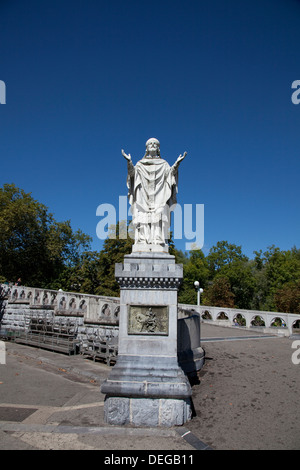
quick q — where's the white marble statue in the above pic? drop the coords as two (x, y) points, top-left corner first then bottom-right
(122, 138), (187, 251)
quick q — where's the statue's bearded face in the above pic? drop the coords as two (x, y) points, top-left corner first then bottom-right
(146, 138), (160, 157)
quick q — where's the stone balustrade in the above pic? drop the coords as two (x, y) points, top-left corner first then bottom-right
(179, 304), (300, 337)
(0, 284), (204, 373)
(1, 284), (299, 342)
(1, 284), (120, 327)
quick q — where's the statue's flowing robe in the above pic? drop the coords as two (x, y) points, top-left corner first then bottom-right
(127, 157), (178, 245)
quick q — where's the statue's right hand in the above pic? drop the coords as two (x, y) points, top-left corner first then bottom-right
(121, 149), (131, 161)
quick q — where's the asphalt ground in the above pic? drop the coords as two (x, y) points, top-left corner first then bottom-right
(0, 322), (299, 452)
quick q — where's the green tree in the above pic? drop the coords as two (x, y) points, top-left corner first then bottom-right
(218, 260), (257, 309)
(49, 250), (102, 294)
(178, 249), (209, 304)
(206, 241), (248, 278)
(202, 276), (235, 308)
(0, 184), (91, 287)
(275, 280), (300, 314)
(173, 248), (189, 265)
(253, 245), (300, 311)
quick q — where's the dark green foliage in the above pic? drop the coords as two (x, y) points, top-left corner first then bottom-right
(0, 184), (92, 287)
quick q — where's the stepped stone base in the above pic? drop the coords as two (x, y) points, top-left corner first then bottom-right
(104, 396), (192, 427)
(101, 353), (192, 426)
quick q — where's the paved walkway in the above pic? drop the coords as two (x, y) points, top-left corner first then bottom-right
(0, 323), (299, 450)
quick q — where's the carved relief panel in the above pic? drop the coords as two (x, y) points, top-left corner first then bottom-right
(127, 305), (169, 335)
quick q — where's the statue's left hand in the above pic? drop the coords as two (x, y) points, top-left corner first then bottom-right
(177, 151), (187, 164)
(122, 149), (132, 162)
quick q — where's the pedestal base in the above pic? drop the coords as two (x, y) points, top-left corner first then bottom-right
(101, 252), (193, 427)
(104, 396), (192, 427)
(101, 353), (192, 426)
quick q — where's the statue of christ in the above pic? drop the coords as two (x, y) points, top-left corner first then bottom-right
(122, 138), (187, 252)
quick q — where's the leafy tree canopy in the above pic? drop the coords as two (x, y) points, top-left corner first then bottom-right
(206, 240), (248, 277)
(0, 184), (91, 287)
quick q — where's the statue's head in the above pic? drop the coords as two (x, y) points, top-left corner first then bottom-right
(144, 138), (160, 158)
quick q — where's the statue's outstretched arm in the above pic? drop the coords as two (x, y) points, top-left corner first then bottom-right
(121, 149), (132, 161)
(122, 149), (134, 175)
(172, 151), (187, 171)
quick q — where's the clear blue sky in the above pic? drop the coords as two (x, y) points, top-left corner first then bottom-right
(1, 0), (300, 259)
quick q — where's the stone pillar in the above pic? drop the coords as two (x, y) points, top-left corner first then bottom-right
(101, 252), (192, 427)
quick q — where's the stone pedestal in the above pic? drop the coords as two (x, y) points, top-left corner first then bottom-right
(101, 252), (192, 427)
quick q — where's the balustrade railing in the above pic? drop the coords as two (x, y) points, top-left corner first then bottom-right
(2, 284), (300, 336)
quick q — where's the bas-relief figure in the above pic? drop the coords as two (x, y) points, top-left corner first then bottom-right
(128, 305), (169, 335)
(122, 138), (187, 251)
